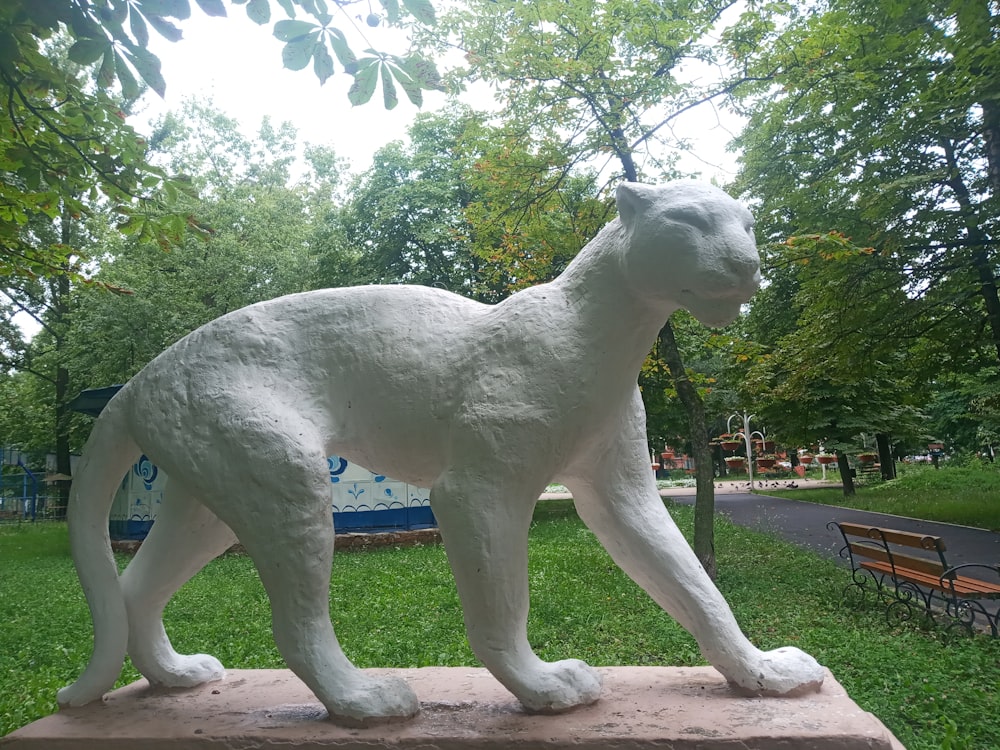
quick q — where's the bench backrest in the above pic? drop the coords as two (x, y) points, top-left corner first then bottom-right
(834, 522), (949, 577)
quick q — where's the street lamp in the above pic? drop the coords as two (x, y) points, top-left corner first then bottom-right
(727, 411), (767, 489)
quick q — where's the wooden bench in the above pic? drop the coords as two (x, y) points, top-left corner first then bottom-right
(828, 521), (1000, 636)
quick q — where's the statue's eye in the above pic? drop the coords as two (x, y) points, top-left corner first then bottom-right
(668, 206), (711, 232)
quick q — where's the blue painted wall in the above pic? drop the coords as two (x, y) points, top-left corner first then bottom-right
(109, 454), (435, 540)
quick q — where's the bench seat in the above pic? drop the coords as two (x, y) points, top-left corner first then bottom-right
(859, 561), (1000, 598)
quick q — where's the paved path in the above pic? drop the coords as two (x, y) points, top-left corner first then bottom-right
(541, 481), (1000, 575)
(668, 490), (1000, 578)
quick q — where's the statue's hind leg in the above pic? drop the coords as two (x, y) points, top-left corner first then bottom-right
(121, 478), (238, 687)
(200, 416), (418, 725)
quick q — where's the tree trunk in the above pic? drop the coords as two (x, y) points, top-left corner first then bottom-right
(970, 245), (1000, 365)
(835, 449), (856, 496)
(875, 432), (895, 481)
(941, 137), (1000, 363)
(658, 321), (716, 579)
(52, 213), (73, 517)
(53, 361), (72, 517)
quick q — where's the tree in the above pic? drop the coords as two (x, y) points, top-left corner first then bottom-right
(459, 124), (613, 299)
(430, 0), (751, 574)
(332, 105), (607, 302)
(0, 26), (184, 283)
(68, 101), (343, 388)
(727, 0), (1000, 392)
(925, 371), (1000, 459)
(0, 101), (344, 492)
(433, 0), (740, 185)
(734, 233), (930, 491)
(334, 108), (490, 298)
(724, 0), (1000, 484)
(643, 313), (753, 476)
(1, 0), (442, 284)
(2, 188), (96, 508)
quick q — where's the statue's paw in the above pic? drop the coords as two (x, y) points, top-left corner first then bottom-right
(325, 673), (419, 727)
(57, 680), (106, 708)
(723, 647), (825, 697)
(519, 659), (603, 714)
(145, 653), (226, 688)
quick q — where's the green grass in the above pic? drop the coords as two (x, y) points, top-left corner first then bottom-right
(3, 509), (1000, 749)
(765, 463), (1000, 531)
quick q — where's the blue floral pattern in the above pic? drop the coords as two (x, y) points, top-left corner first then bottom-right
(134, 455), (158, 490)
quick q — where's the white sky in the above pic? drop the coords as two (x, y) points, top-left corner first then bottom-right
(140, 7), (743, 180)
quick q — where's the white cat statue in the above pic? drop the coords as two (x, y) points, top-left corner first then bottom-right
(58, 181), (824, 725)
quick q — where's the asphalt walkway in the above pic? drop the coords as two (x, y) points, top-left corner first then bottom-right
(666, 486), (1000, 579)
(540, 480), (1000, 576)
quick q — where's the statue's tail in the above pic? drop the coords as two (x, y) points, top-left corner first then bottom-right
(57, 396), (141, 707)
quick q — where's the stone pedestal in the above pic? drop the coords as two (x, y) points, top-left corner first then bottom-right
(1, 667), (905, 749)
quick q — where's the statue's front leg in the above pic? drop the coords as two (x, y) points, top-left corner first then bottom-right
(565, 423), (824, 697)
(431, 467), (602, 712)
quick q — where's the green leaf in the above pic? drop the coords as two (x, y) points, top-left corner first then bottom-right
(68, 38), (109, 65)
(379, 0), (400, 25)
(114, 51), (142, 99)
(18, 167), (41, 191)
(137, 0), (191, 19)
(281, 33), (319, 71)
(0, 33), (18, 67)
(101, 16), (133, 46)
(401, 0), (435, 26)
(312, 43), (334, 84)
(246, 0), (270, 24)
(129, 8), (150, 46)
(144, 14), (183, 43)
(381, 62), (398, 109)
(194, 0), (227, 16)
(391, 65), (422, 106)
(98, 49), (117, 88)
(400, 55), (443, 90)
(326, 28), (357, 72)
(24, 0), (70, 29)
(347, 61), (379, 106)
(117, 214), (146, 236)
(107, 0), (129, 24)
(273, 19), (316, 41)
(70, 6), (106, 38)
(275, 0), (295, 17)
(124, 47), (166, 96)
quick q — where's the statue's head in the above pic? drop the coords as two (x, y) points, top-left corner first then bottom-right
(616, 181), (760, 328)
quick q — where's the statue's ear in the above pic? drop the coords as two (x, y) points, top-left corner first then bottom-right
(615, 182), (656, 230)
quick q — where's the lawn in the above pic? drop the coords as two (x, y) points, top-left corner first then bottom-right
(766, 462), (1000, 531)
(2, 504), (999, 749)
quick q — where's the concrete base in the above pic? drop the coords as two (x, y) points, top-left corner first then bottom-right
(2, 667), (905, 749)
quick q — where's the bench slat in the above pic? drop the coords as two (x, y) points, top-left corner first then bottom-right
(838, 522), (946, 552)
(860, 562), (1000, 597)
(849, 542), (945, 577)
(950, 576), (1000, 596)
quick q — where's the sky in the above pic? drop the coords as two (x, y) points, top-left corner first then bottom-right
(140, 6), (744, 180)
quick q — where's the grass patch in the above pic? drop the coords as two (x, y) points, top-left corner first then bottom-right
(765, 463), (1000, 530)
(3, 511), (1000, 749)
